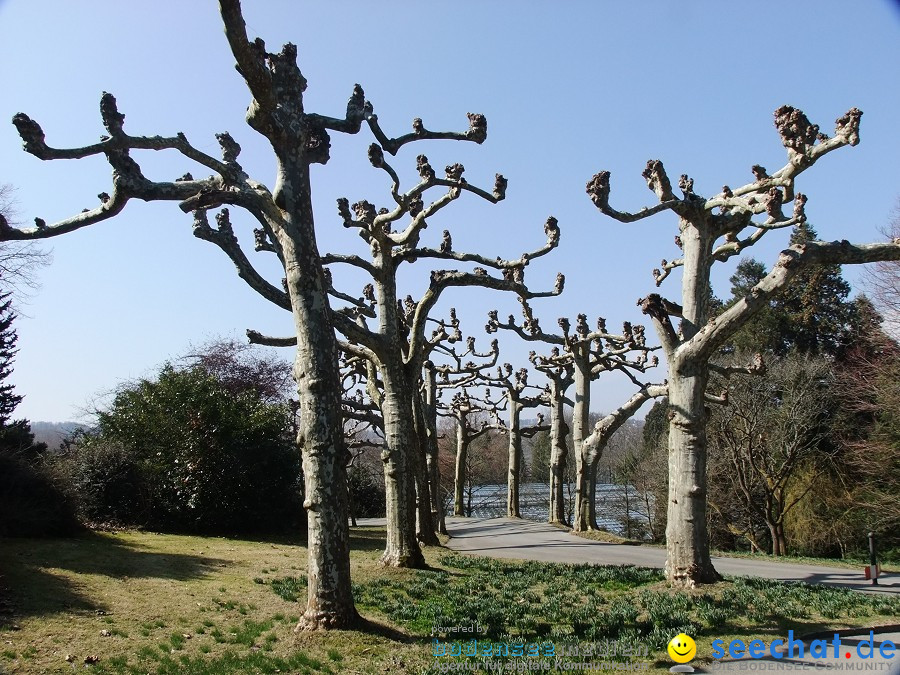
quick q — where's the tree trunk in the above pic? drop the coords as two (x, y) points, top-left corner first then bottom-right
(767, 516), (787, 556)
(588, 465), (600, 530)
(506, 399), (523, 518)
(573, 460), (592, 532)
(379, 368), (425, 567)
(548, 379), (569, 525)
(412, 389), (439, 545)
(571, 350), (592, 531)
(276, 160), (358, 629)
(664, 219), (721, 586)
(768, 522), (780, 556)
(454, 418), (468, 517)
(422, 367), (446, 534)
(665, 362), (720, 585)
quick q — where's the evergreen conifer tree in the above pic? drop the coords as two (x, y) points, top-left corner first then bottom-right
(0, 291), (23, 425)
(0, 290), (36, 454)
(724, 224), (855, 356)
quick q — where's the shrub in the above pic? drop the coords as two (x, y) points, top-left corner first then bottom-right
(52, 439), (144, 526)
(348, 463), (386, 518)
(58, 364), (302, 534)
(0, 453), (79, 537)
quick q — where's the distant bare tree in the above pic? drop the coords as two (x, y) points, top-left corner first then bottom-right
(487, 306), (660, 530)
(863, 206), (900, 337)
(707, 354), (835, 555)
(476, 363), (549, 518)
(182, 338), (293, 403)
(312, 170), (561, 566)
(0, 184), (51, 294)
(426, 331), (499, 530)
(438, 386), (500, 517)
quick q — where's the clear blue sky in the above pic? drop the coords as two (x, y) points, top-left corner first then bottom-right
(2, 1), (898, 422)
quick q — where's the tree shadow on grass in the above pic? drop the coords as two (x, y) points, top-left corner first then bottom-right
(222, 524), (390, 554)
(349, 527), (388, 553)
(0, 532), (227, 623)
(353, 614), (428, 644)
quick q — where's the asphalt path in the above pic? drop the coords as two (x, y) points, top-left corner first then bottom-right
(440, 517), (900, 594)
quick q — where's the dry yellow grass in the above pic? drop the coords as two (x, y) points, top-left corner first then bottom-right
(2, 527), (896, 674)
(0, 527), (439, 674)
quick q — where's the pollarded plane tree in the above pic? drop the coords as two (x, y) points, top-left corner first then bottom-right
(420, 362), (446, 534)
(1, 0), (519, 627)
(416, 310), (495, 542)
(437, 387), (504, 518)
(525, 348), (575, 525)
(304, 304), (453, 544)
(487, 304), (662, 531)
(414, 309), (467, 539)
(474, 363), (550, 518)
(337, 349), (387, 525)
(421, 327), (500, 532)
(4, 0), (375, 628)
(429, 335), (503, 518)
(336, 320), (440, 543)
(322, 154), (562, 566)
(586, 105), (900, 586)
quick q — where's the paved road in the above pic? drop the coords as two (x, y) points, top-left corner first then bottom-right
(441, 517), (900, 594)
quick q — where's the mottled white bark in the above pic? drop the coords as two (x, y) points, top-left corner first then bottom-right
(546, 373), (571, 525)
(570, 344), (591, 531)
(453, 416), (469, 516)
(506, 399), (524, 517)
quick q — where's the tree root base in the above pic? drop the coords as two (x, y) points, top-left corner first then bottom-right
(380, 548), (426, 569)
(294, 606), (361, 631)
(666, 562), (723, 587)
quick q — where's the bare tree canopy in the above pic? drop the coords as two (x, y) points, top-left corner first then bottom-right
(863, 206), (900, 337)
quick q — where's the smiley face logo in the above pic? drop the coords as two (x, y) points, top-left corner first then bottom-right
(667, 633), (696, 663)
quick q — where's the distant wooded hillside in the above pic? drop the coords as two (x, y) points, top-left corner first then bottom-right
(30, 421), (89, 449)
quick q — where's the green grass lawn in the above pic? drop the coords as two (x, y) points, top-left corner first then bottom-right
(0, 527), (897, 674)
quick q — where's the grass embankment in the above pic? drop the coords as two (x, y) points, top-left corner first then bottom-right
(1, 527), (897, 674)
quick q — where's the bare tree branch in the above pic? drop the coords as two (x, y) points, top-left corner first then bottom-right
(586, 168), (681, 223)
(191, 209), (291, 311)
(688, 239), (900, 362)
(366, 111), (487, 156)
(246, 329), (296, 347)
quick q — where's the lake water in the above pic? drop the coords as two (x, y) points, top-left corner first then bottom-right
(453, 482), (655, 539)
